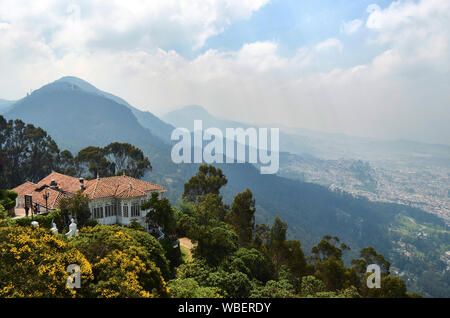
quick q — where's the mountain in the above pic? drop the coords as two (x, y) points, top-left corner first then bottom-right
(163, 105), (250, 132)
(0, 99), (16, 114)
(163, 105), (450, 221)
(4, 78), (449, 297)
(163, 105), (450, 167)
(5, 79), (168, 154)
(47, 77), (175, 143)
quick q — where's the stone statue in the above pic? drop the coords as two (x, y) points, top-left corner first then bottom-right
(65, 218), (79, 238)
(50, 220), (59, 235)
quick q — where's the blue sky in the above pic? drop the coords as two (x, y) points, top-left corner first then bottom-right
(203, 0), (388, 51)
(0, 0), (449, 144)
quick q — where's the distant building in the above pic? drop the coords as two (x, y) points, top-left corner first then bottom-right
(12, 171), (166, 230)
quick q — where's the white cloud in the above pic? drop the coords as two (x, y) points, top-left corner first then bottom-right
(315, 38), (343, 52)
(340, 19), (363, 35)
(0, 0), (269, 52)
(0, 0), (449, 145)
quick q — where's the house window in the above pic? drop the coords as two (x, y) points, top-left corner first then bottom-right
(131, 203), (140, 217)
(105, 204), (114, 217)
(113, 204), (118, 216)
(123, 204), (129, 217)
(93, 206), (104, 219)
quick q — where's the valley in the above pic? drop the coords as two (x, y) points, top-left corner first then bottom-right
(278, 153), (450, 223)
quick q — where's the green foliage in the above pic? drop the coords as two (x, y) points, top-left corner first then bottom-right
(0, 204), (7, 220)
(4, 209), (62, 229)
(59, 142), (152, 180)
(269, 216), (288, 276)
(76, 146), (110, 178)
(192, 225), (238, 266)
(0, 189), (18, 211)
(301, 275), (326, 297)
(227, 188), (255, 246)
(142, 192), (176, 236)
(168, 278), (224, 298)
(58, 150), (77, 176)
(206, 270), (252, 298)
(0, 116), (60, 188)
(176, 259), (213, 283)
(58, 191), (91, 227)
(127, 218), (146, 231)
(230, 248), (273, 282)
(250, 279), (297, 298)
(104, 142), (152, 178)
(183, 164), (227, 203)
(311, 235), (350, 263)
(367, 275), (408, 298)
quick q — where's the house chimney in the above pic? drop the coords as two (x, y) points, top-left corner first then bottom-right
(50, 179), (57, 189)
(79, 177), (85, 190)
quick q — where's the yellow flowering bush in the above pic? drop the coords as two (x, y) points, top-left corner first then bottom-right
(0, 226), (93, 297)
(71, 225), (170, 298)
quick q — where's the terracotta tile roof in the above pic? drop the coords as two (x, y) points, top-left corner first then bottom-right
(83, 175), (165, 199)
(31, 188), (70, 210)
(12, 173), (165, 205)
(36, 171), (82, 194)
(12, 181), (38, 196)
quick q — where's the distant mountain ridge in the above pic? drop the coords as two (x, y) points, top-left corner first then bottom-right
(5, 79), (167, 154)
(51, 77), (175, 143)
(163, 105), (450, 166)
(0, 99), (16, 114)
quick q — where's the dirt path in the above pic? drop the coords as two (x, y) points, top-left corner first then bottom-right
(179, 237), (196, 261)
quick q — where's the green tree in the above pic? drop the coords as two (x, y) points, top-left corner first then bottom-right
(311, 235), (350, 263)
(351, 246), (390, 278)
(168, 278), (224, 298)
(57, 150), (77, 176)
(230, 248), (273, 282)
(283, 240), (307, 291)
(58, 191), (91, 227)
(227, 189), (255, 247)
(183, 164), (227, 203)
(0, 116), (60, 188)
(127, 218), (146, 231)
(253, 223), (270, 249)
(206, 270), (252, 298)
(0, 189), (17, 217)
(104, 142), (151, 178)
(301, 275), (326, 297)
(76, 146), (111, 178)
(269, 216), (288, 276)
(368, 275), (408, 298)
(142, 192), (176, 236)
(250, 279), (296, 298)
(192, 226), (238, 266)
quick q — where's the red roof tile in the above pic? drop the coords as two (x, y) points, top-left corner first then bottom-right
(83, 175), (165, 199)
(12, 173), (166, 205)
(12, 181), (38, 196)
(36, 171), (82, 194)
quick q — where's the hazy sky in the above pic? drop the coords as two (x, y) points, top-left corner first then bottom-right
(0, 0), (449, 145)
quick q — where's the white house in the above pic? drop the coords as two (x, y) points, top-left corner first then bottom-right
(13, 171), (166, 231)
